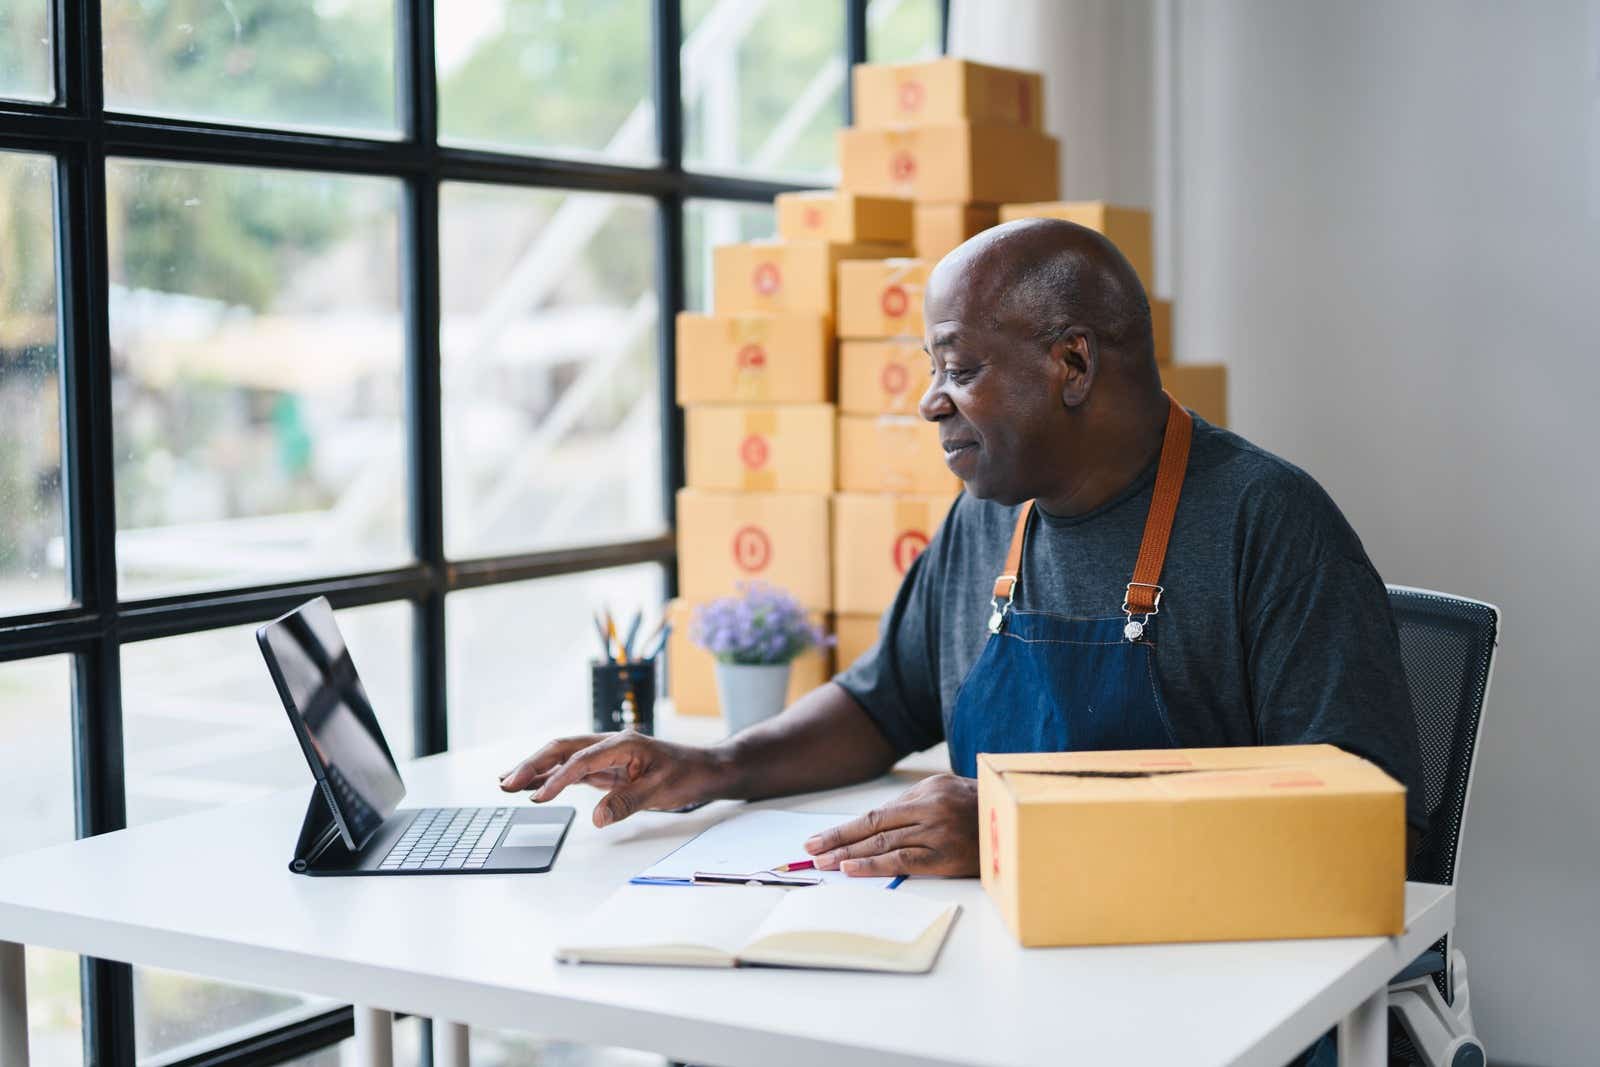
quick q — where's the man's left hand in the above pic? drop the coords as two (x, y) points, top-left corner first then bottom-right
(803, 773), (979, 877)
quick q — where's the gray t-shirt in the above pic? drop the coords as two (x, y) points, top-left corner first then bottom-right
(835, 416), (1429, 832)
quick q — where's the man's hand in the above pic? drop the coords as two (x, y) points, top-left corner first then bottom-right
(499, 732), (733, 828)
(803, 773), (979, 877)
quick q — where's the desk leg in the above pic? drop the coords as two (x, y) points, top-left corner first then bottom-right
(1337, 987), (1386, 1066)
(432, 1020), (470, 1067)
(352, 1006), (393, 1067)
(0, 941), (28, 1067)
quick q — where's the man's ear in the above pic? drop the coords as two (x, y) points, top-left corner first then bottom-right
(1052, 326), (1096, 409)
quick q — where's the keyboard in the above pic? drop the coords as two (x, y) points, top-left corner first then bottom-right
(377, 807), (515, 872)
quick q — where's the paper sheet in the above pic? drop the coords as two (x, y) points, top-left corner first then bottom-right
(558, 884), (785, 957)
(631, 809), (896, 890)
(751, 883), (954, 944)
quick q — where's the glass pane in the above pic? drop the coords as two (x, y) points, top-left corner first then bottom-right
(0, 657), (83, 1066)
(123, 602), (411, 1062)
(868, 0), (942, 63)
(682, 0), (843, 180)
(683, 198), (774, 313)
(441, 184), (662, 559)
(447, 564), (664, 748)
(107, 160), (408, 597)
(437, 0), (655, 163)
(0, 150), (68, 615)
(101, 0), (397, 136)
(0, 0), (54, 101)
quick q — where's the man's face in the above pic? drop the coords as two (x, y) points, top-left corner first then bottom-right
(919, 267), (1064, 505)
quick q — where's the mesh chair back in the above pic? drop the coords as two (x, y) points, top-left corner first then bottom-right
(1388, 585), (1499, 886)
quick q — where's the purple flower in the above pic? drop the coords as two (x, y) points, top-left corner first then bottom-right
(689, 582), (832, 665)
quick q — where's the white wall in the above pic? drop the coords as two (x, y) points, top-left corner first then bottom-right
(957, 2), (1600, 1064)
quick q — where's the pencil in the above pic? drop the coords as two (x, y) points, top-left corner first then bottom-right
(771, 860), (816, 873)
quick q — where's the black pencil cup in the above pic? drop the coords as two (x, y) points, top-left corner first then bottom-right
(590, 660), (657, 735)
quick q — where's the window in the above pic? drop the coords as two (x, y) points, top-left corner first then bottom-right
(0, 2), (944, 1065)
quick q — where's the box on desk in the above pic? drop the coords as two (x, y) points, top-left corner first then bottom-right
(665, 599), (832, 718)
(914, 202), (1000, 262)
(833, 493), (956, 615)
(686, 405), (836, 494)
(1162, 362), (1228, 427)
(853, 57), (1044, 131)
(676, 489), (831, 611)
(998, 201), (1153, 291)
(840, 339), (926, 416)
(978, 745), (1406, 947)
(1151, 298), (1172, 364)
(776, 191), (913, 245)
(715, 240), (907, 315)
(838, 124), (1059, 205)
(675, 312), (833, 405)
(837, 259), (930, 340)
(833, 612), (882, 673)
(837, 414), (961, 495)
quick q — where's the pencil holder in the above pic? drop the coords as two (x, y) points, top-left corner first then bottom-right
(590, 660), (657, 735)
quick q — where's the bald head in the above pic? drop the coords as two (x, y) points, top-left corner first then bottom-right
(930, 217), (1156, 370)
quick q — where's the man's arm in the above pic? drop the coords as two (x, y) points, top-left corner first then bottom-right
(498, 682), (897, 826)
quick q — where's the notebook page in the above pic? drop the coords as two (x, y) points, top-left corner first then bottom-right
(556, 884), (786, 958)
(632, 809), (895, 889)
(749, 883), (954, 944)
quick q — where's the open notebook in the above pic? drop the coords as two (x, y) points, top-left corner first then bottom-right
(556, 883), (960, 973)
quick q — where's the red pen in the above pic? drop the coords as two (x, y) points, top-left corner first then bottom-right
(771, 860), (816, 873)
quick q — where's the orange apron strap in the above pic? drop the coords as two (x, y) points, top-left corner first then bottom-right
(1123, 392), (1193, 621)
(987, 502), (1033, 633)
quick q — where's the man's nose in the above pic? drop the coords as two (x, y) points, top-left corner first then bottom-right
(919, 376), (953, 422)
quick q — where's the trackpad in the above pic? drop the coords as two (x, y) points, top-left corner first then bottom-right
(501, 823), (565, 849)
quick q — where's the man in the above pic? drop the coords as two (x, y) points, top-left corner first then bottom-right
(500, 218), (1428, 874)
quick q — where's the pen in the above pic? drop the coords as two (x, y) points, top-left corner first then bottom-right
(604, 610), (626, 664)
(638, 618), (668, 661)
(622, 612), (643, 660)
(645, 623), (670, 662)
(592, 612), (612, 662)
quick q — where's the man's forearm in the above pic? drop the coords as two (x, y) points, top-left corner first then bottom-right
(709, 681), (900, 802)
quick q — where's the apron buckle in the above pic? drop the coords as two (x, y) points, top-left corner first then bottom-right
(1121, 582), (1164, 643)
(988, 576), (1019, 634)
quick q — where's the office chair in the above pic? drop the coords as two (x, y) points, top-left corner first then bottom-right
(1384, 585), (1499, 1067)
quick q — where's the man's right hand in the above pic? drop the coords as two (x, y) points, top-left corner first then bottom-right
(498, 732), (734, 828)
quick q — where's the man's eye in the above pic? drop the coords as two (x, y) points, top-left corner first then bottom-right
(947, 367), (977, 385)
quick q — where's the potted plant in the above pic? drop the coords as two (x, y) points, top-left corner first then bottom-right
(691, 582), (829, 734)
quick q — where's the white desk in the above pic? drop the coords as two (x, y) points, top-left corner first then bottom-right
(0, 741), (1450, 1067)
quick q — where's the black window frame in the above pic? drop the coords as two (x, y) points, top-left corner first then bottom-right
(0, 1), (946, 1064)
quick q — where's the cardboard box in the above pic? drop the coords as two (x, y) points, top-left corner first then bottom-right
(837, 415), (961, 495)
(853, 57), (1044, 130)
(833, 612), (882, 673)
(1162, 362), (1228, 427)
(998, 201), (1153, 290)
(715, 240), (907, 315)
(675, 312), (834, 405)
(978, 745), (1406, 947)
(833, 493), (956, 614)
(665, 599), (832, 718)
(676, 489), (831, 611)
(913, 202), (1000, 262)
(776, 190), (913, 245)
(838, 124), (1060, 205)
(1151, 298), (1172, 364)
(686, 405), (836, 493)
(839, 339), (926, 416)
(837, 258), (930, 340)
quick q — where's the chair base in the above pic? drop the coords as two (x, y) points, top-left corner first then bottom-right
(1388, 949), (1484, 1067)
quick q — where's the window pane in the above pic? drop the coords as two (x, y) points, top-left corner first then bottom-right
(868, 0), (942, 63)
(0, 657), (83, 1066)
(0, 150), (67, 615)
(437, 0), (655, 163)
(441, 184), (662, 559)
(123, 602), (411, 1062)
(682, 0), (843, 180)
(107, 160), (408, 597)
(101, 0), (397, 136)
(447, 564), (664, 748)
(0, 0), (54, 101)
(684, 198), (774, 313)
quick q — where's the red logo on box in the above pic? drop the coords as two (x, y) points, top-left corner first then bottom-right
(732, 525), (771, 572)
(736, 343), (767, 370)
(890, 150), (916, 183)
(892, 530), (930, 574)
(752, 261), (781, 295)
(989, 807), (1000, 879)
(898, 80), (925, 113)
(881, 284), (909, 318)
(739, 434), (770, 470)
(879, 362), (909, 396)
(802, 206), (824, 229)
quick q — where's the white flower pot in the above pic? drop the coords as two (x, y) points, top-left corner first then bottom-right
(714, 661), (792, 735)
